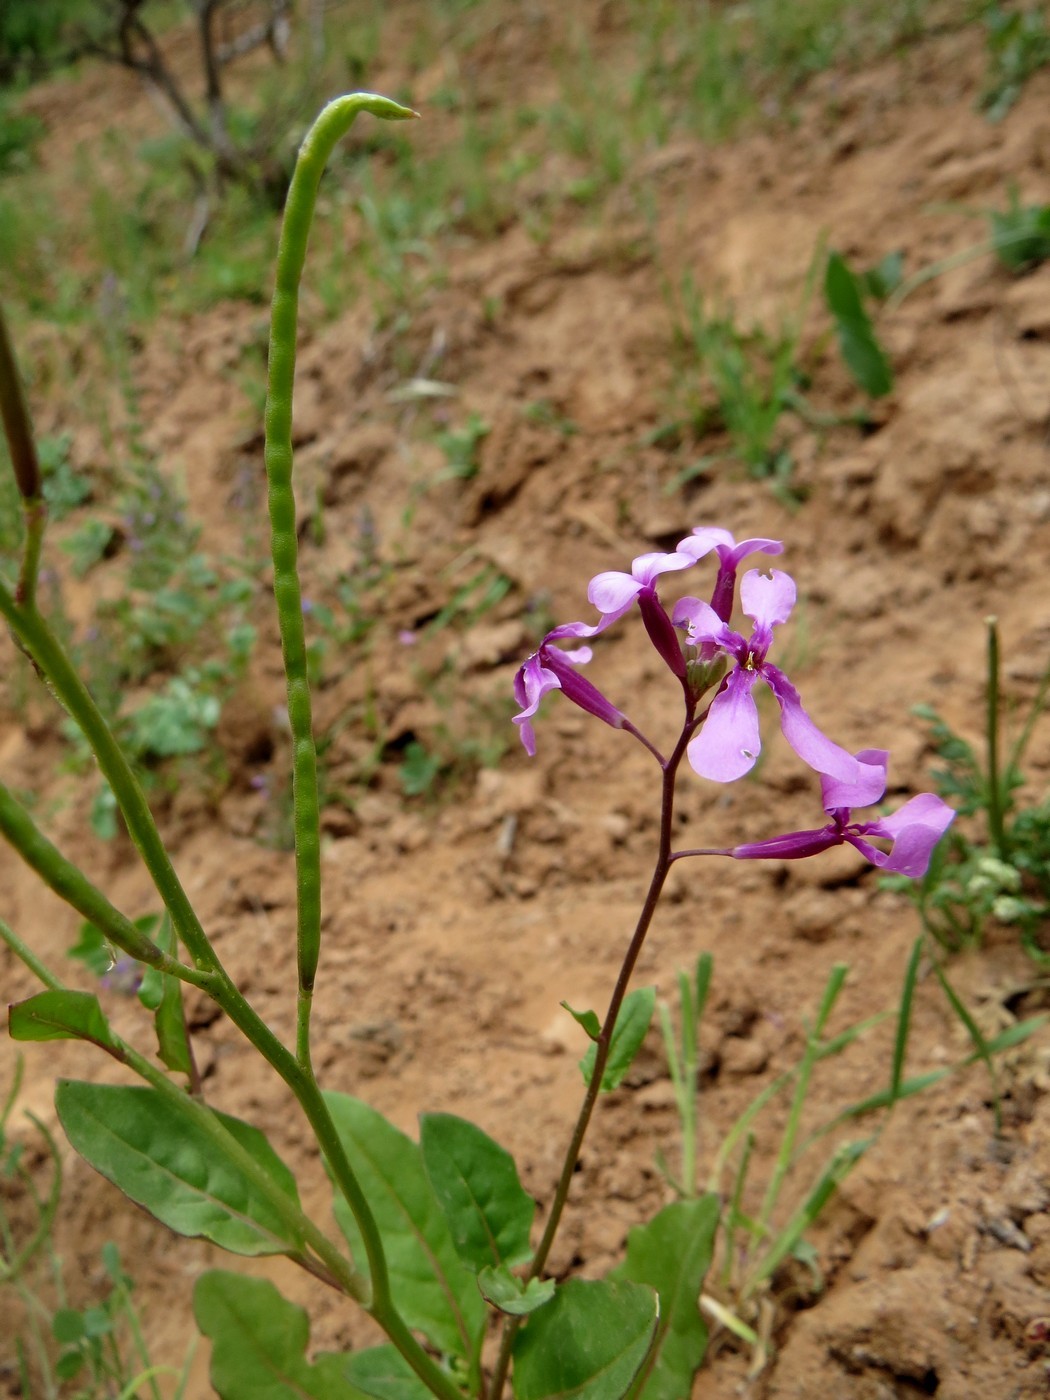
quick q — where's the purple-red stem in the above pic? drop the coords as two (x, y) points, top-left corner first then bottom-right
(486, 710), (700, 1399)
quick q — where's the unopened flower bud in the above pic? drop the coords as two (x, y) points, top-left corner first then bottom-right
(685, 653), (727, 703)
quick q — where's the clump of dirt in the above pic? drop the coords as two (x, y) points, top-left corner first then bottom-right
(3, 7), (1050, 1398)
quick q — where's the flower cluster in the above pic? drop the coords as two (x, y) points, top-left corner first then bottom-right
(513, 526), (954, 878)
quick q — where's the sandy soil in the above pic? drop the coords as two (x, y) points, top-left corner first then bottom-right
(3, 6), (1050, 1397)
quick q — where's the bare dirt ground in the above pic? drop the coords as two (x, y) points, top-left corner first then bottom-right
(4, 6), (1050, 1397)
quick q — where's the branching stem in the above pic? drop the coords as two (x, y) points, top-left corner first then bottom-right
(487, 709), (698, 1398)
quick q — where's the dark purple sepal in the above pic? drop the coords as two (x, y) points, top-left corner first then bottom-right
(637, 588), (686, 679)
(543, 648), (625, 730)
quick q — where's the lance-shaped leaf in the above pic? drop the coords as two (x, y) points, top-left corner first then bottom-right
(512, 1278), (658, 1400)
(611, 1197), (720, 1399)
(580, 988), (656, 1093)
(56, 1082), (304, 1256)
(420, 1113), (535, 1273)
(194, 1271), (370, 1400)
(824, 251), (893, 398)
(9, 990), (118, 1052)
(322, 1092), (486, 1363)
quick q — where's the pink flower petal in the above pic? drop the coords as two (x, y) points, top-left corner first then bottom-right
(672, 597), (736, 647)
(721, 536), (783, 569)
(687, 669), (762, 781)
(587, 571), (643, 616)
(763, 665), (860, 782)
(859, 794), (956, 876)
(740, 569), (796, 629)
(677, 527), (736, 561)
(631, 550), (696, 585)
(820, 749), (889, 812)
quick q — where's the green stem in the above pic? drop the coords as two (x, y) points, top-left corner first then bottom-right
(0, 586), (221, 976)
(0, 783), (215, 990)
(985, 616), (1008, 859)
(0, 916), (64, 992)
(18, 497), (46, 609)
(0, 301), (46, 608)
(262, 92), (416, 1071)
(260, 95), (465, 1399)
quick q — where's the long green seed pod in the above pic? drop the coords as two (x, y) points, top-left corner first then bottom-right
(263, 93), (416, 1069)
(0, 301), (40, 501)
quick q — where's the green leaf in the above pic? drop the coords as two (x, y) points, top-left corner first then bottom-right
(420, 1113), (535, 1272)
(68, 921), (114, 977)
(611, 1197), (720, 1399)
(194, 1271), (370, 1400)
(561, 1002), (600, 1040)
(53, 1308), (86, 1345)
(55, 1350), (84, 1381)
(990, 194), (1050, 272)
(861, 250), (904, 302)
(137, 914), (192, 1077)
(747, 1138), (870, 1292)
(323, 1092), (486, 1363)
(81, 1306), (111, 1340)
(326, 1345), (437, 1399)
(512, 1278), (658, 1400)
(9, 991), (117, 1051)
(824, 251), (893, 398)
(580, 988), (656, 1093)
(478, 1264), (556, 1316)
(56, 1082), (304, 1256)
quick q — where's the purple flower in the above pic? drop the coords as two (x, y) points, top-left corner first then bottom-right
(674, 569), (859, 784)
(585, 550), (697, 676)
(676, 527), (783, 623)
(586, 550), (697, 627)
(513, 623), (625, 755)
(729, 750), (956, 877)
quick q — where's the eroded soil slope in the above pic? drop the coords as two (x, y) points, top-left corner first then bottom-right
(3, 9), (1050, 1398)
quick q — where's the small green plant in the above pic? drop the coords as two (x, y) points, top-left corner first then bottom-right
(668, 274), (806, 492)
(823, 251), (895, 399)
(989, 187), (1050, 272)
(38, 433), (90, 519)
(979, 2), (1050, 121)
(435, 412), (491, 481)
(657, 946), (1044, 1365)
(521, 398), (578, 436)
(398, 739), (444, 797)
(664, 244), (885, 501)
(660, 245), (903, 500)
(885, 619), (1050, 961)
